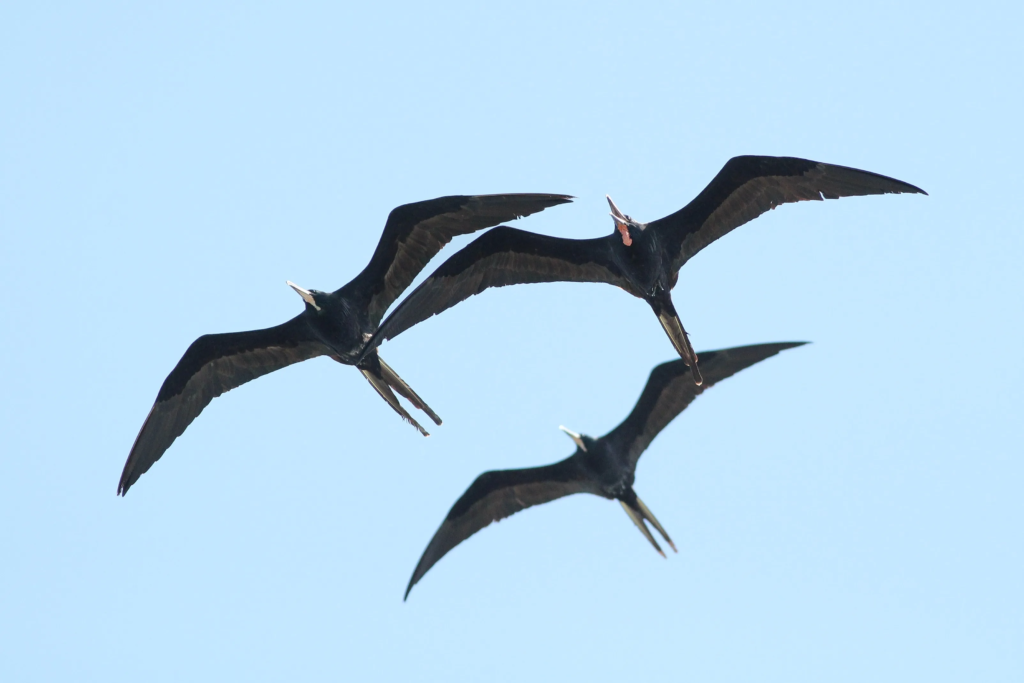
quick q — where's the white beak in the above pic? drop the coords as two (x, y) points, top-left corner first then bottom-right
(286, 280), (320, 310)
(559, 425), (587, 452)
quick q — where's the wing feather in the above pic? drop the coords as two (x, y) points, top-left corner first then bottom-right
(118, 315), (326, 495)
(405, 457), (591, 599)
(604, 342), (808, 470)
(350, 194), (572, 327)
(370, 227), (632, 349)
(647, 156), (926, 270)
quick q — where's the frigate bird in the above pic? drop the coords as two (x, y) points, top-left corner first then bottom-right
(362, 156), (923, 385)
(118, 193), (572, 495)
(404, 341), (807, 599)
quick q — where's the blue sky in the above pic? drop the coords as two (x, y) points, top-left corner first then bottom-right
(1, 1), (1021, 681)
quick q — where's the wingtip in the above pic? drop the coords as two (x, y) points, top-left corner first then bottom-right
(543, 194), (575, 208)
(754, 341), (810, 354)
(887, 176), (928, 196)
(523, 193), (574, 206)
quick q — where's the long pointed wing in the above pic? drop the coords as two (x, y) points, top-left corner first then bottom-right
(647, 156), (926, 271)
(368, 227), (633, 351)
(603, 342), (808, 470)
(118, 315), (326, 495)
(348, 193), (572, 327)
(405, 457), (592, 599)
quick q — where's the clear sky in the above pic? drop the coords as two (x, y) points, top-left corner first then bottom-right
(1, 1), (1021, 681)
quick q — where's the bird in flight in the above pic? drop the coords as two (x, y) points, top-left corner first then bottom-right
(404, 341), (807, 599)
(118, 193), (572, 495)
(362, 156), (923, 385)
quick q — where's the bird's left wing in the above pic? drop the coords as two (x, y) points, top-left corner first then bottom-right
(405, 457), (591, 599)
(646, 155), (926, 272)
(364, 227), (634, 354)
(349, 194), (572, 327)
(118, 315), (326, 495)
(604, 342), (808, 471)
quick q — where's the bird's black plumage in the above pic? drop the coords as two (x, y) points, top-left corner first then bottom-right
(119, 193), (572, 495)
(364, 156), (924, 384)
(404, 341), (808, 599)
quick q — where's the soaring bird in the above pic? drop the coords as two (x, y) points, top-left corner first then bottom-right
(118, 193), (571, 495)
(404, 341), (807, 599)
(361, 156), (923, 385)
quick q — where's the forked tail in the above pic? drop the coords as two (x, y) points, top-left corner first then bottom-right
(650, 294), (703, 385)
(619, 490), (677, 557)
(377, 356), (442, 426)
(357, 354), (432, 436)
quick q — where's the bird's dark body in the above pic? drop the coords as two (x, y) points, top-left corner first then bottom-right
(571, 436), (634, 498)
(403, 342), (808, 599)
(119, 192), (572, 495)
(612, 226), (674, 298)
(364, 156), (925, 385)
(302, 294), (368, 363)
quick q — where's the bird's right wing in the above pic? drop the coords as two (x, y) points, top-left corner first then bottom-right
(367, 227), (633, 352)
(118, 315), (326, 495)
(405, 457), (591, 599)
(604, 342), (808, 470)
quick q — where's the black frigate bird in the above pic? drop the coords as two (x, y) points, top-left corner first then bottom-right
(404, 341), (807, 599)
(362, 156), (924, 385)
(118, 193), (572, 496)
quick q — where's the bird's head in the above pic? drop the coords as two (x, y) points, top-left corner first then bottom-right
(287, 281), (328, 312)
(606, 195), (643, 247)
(559, 425), (596, 454)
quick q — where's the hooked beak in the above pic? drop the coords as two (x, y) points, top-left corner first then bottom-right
(558, 425), (587, 452)
(606, 195), (633, 247)
(606, 195), (629, 223)
(286, 280), (321, 311)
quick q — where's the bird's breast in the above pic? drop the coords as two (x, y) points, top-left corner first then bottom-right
(584, 448), (633, 498)
(310, 307), (368, 360)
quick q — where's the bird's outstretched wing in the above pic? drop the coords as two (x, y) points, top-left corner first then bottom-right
(405, 457), (591, 599)
(646, 156), (926, 271)
(366, 227), (634, 353)
(348, 194), (573, 327)
(118, 315), (326, 495)
(603, 342), (808, 470)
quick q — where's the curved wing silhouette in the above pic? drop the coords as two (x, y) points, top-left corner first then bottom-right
(604, 342), (808, 470)
(368, 227), (634, 350)
(405, 457), (591, 599)
(647, 156), (926, 271)
(118, 315), (325, 495)
(349, 194), (573, 327)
